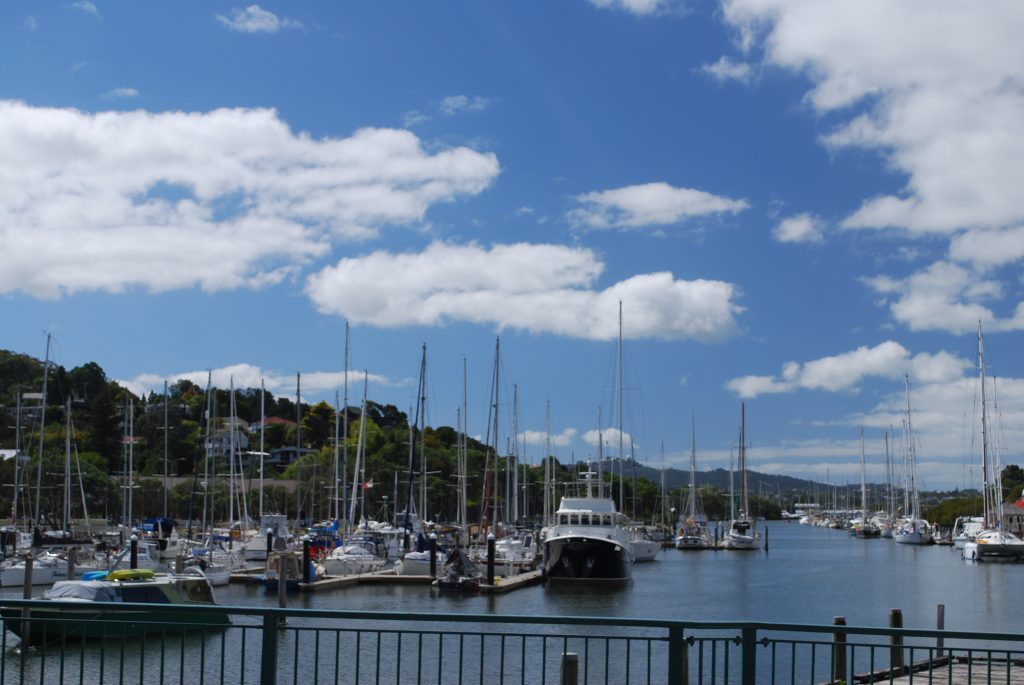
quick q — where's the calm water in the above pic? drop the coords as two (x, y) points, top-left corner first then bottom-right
(209, 522), (1019, 632)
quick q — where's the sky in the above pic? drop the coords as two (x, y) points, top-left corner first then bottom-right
(2, 1), (1023, 491)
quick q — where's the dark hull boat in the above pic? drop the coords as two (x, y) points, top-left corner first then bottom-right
(543, 535), (631, 586)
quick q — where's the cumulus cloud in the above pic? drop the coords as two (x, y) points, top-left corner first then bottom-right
(726, 341), (969, 398)
(773, 213), (824, 244)
(118, 364), (394, 400)
(722, 0), (1024, 236)
(305, 242), (743, 341)
(216, 5), (301, 33)
(519, 428), (578, 448)
(949, 226), (1024, 269)
(568, 182), (748, 230)
(0, 101), (499, 298)
(700, 56), (753, 84)
(582, 427), (633, 451)
(863, 261), (1024, 334)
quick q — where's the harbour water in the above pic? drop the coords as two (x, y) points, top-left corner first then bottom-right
(198, 522), (1017, 632)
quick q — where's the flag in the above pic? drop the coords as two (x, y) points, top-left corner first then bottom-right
(363, 480), (373, 490)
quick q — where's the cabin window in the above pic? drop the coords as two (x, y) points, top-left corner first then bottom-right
(560, 514), (569, 525)
(581, 514), (591, 525)
(603, 514), (612, 526)
(570, 514), (579, 525)
(121, 586), (171, 604)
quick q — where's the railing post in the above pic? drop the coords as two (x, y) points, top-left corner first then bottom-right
(889, 608), (904, 670)
(741, 626), (757, 685)
(832, 616), (847, 684)
(559, 652), (578, 685)
(936, 604), (945, 657)
(260, 612), (279, 685)
(668, 624), (686, 684)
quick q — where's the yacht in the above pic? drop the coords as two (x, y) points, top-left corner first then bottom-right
(543, 473), (633, 586)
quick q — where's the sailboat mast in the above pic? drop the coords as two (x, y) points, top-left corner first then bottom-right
(739, 403), (748, 516)
(979, 322), (993, 527)
(64, 398), (71, 534)
(33, 332), (51, 526)
(259, 379), (265, 519)
(342, 321), (350, 532)
(617, 301), (624, 515)
(859, 427), (867, 519)
(164, 380), (169, 519)
(419, 345), (428, 525)
(512, 384), (520, 524)
(544, 400), (552, 525)
(12, 388), (20, 526)
(689, 415), (697, 521)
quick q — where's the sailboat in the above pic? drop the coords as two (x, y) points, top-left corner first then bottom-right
(675, 416), (711, 549)
(893, 375), (933, 545)
(851, 428), (880, 538)
(724, 404), (760, 550)
(963, 323), (1024, 562)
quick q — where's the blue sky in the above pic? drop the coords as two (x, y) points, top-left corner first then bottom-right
(2, 1), (1023, 490)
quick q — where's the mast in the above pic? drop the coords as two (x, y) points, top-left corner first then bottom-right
(33, 332), (51, 527)
(739, 403), (748, 517)
(979, 322), (993, 528)
(348, 372), (369, 526)
(543, 400), (551, 525)
(295, 372), (302, 523)
(904, 374), (920, 521)
(342, 321), (350, 533)
(12, 388), (21, 527)
(617, 301), (624, 514)
(859, 427), (867, 520)
(689, 415), (697, 521)
(333, 389), (340, 523)
(160, 380), (168, 519)
(64, 398), (71, 534)
(512, 384), (520, 524)
(259, 379), (265, 519)
(419, 345), (428, 525)
(460, 356), (468, 537)
(229, 377), (236, 528)
(480, 337), (500, 537)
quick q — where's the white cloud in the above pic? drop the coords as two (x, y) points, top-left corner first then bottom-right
(700, 56), (753, 84)
(437, 95), (493, 117)
(402, 110), (428, 128)
(102, 87), (139, 100)
(519, 428), (578, 448)
(773, 213), (824, 244)
(949, 226), (1024, 269)
(305, 242), (743, 341)
(0, 101), (499, 299)
(582, 427), (633, 451)
(726, 341), (969, 398)
(588, 0), (678, 15)
(863, 261), (1024, 333)
(568, 182), (748, 230)
(722, 0), (1024, 236)
(21, 16), (39, 31)
(119, 364), (394, 400)
(216, 5), (301, 33)
(72, 1), (99, 17)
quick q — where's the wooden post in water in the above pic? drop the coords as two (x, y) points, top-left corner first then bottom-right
(302, 537), (311, 585)
(832, 616), (847, 684)
(130, 534), (138, 570)
(20, 553), (33, 641)
(889, 608), (904, 670)
(560, 652), (579, 685)
(266, 528), (274, 558)
(764, 526), (769, 552)
(175, 552), (184, 575)
(429, 532), (437, 578)
(936, 604), (945, 657)
(67, 547), (76, 580)
(486, 533), (496, 586)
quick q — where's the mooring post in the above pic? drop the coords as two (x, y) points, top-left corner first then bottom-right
(832, 616), (847, 684)
(130, 534), (139, 569)
(429, 532), (438, 578)
(266, 528), (274, 558)
(20, 552), (34, 640)
(889, 608), (904, 670)
(277, 555), (288, 610)
(486, 532), (496, 586)
(560, 652), (579, 685)
(936, 604), (945, 657)
(67, 546), (76, 580)
(302, 536), (311, 585)
(764, 526), (769, 552)
(175, 552), (184, 574)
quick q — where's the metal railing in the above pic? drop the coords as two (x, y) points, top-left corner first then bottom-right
(1, 600), (1022, 684)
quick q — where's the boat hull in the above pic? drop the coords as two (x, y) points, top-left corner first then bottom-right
(1, 607), (229, 647)
(543, 536), (632, 585)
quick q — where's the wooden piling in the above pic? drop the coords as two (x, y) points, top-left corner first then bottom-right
(67, 547), (76, 580)
(832, 616), (847, 684)
(486, 533), (496, 586)
(889, 608), (904, 669)
(429, 533), (437, 578)
(302, 538), (311, 585)
(130, 534), (138, 569)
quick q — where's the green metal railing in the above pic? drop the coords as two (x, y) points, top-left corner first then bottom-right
(1, 600), (1022, 684)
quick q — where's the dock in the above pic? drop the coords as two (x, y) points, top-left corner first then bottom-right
(840, 656), (1024, 684)
(479, 569), (543, 594)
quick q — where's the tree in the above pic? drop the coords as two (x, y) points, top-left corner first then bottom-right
(301, 401), (336, 450)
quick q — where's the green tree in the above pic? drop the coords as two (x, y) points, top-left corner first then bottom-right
(301, 401), (336, 450)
